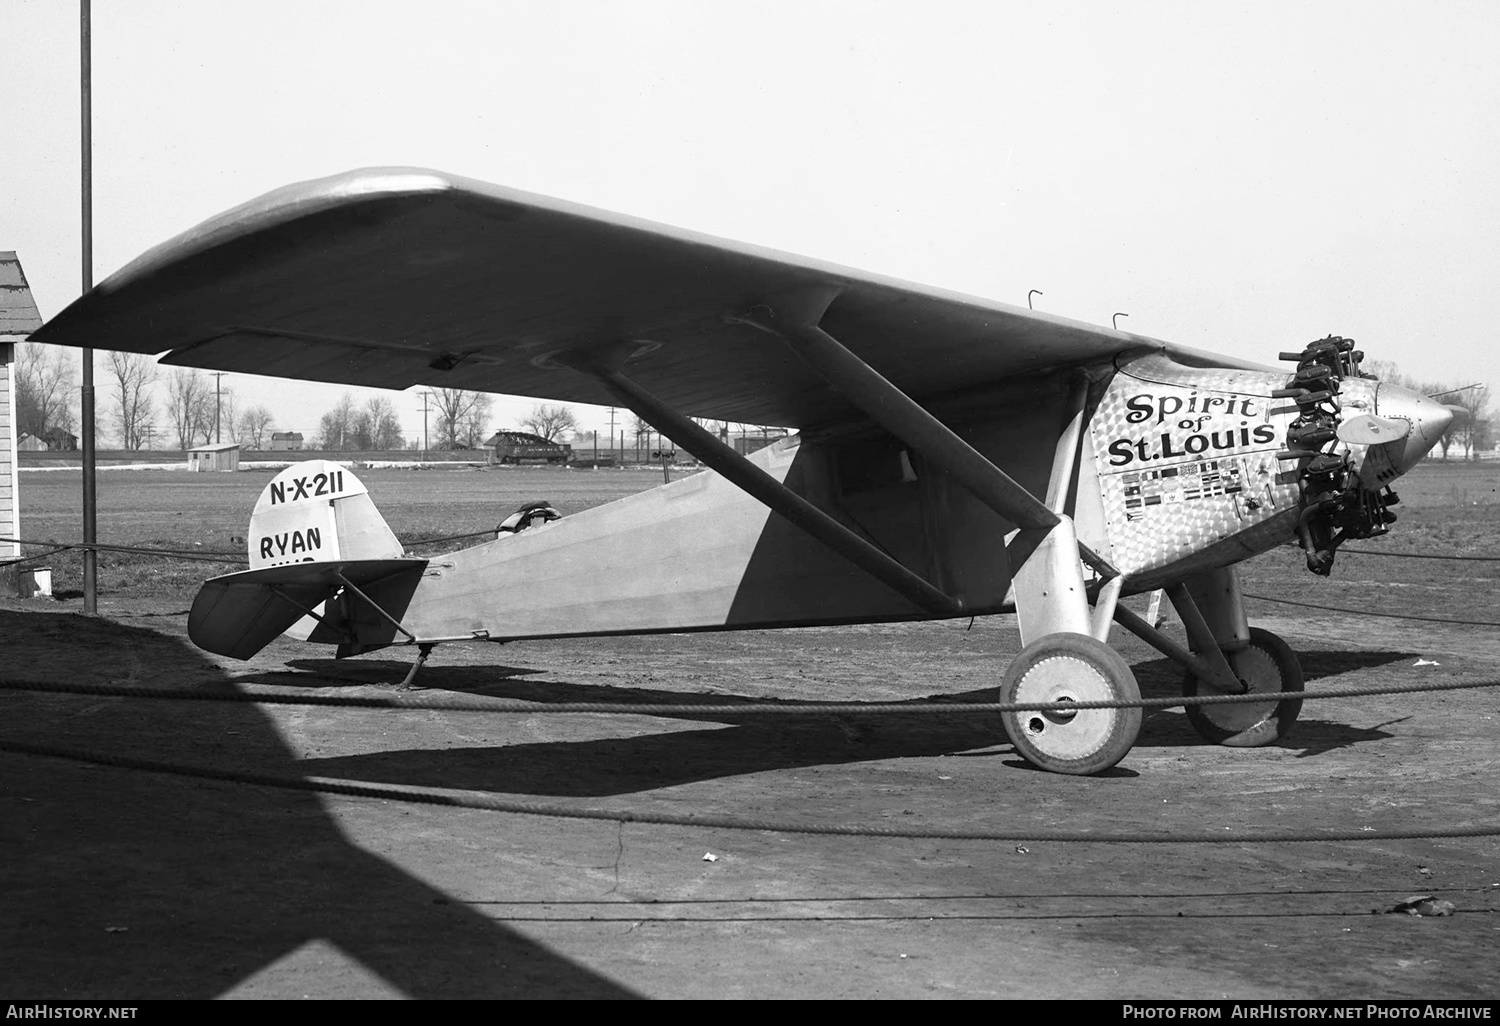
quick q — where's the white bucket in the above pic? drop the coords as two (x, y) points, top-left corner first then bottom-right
(17, 566), (53, 599)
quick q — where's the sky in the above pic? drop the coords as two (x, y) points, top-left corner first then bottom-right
(4, 0), (1498, 446)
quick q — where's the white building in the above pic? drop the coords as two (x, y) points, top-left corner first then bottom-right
(1, 251), (44, 565)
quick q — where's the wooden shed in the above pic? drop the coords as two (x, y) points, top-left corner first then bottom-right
(187, 442), (241, 472)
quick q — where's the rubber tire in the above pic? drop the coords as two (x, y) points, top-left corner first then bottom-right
(1183, 626), (1304, 747)
(1000, 633), (1142, 775)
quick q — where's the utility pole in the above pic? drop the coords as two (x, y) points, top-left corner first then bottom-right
(79, 0), (97, 615)
(419, 391), (433, 461)
(608, 406), (616, 462)
(211, 371), (226, 443)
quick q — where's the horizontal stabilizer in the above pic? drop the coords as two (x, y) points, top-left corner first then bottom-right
(189, 558), (428, 660)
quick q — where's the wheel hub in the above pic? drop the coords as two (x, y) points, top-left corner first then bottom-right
(1012, 655), (1117, 757)
(1204, 646), (1280, 731)
(999, 632), (1142, 775)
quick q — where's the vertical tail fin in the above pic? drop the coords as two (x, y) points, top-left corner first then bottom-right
(248, 460), (401, 567)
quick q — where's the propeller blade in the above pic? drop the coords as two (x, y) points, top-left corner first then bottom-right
(1337, 414), (1412, 445)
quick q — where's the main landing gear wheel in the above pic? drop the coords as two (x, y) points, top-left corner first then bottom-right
(1183, 626), (1304, 747)
(999, 633), (1142, 776)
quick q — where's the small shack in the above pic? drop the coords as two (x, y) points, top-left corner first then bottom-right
(187, 442), (241, 472)
(41, 427), (78, 451)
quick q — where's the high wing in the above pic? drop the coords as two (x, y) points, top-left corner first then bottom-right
(32, 168), (1266, 427)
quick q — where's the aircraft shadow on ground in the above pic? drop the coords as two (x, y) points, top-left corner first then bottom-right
(286, 647), (1418, 796)
(297, 704), (1010, 797)
(243, 650), (1009, 794)
(271, 657), (547, 688)
(1130, 649), (1413, 754)
(0, 609), (637, 999)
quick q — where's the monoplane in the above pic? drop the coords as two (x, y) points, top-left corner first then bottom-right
(33, 168), (1462, 774)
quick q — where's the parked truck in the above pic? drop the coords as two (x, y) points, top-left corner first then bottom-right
(491, 431), (572, 464)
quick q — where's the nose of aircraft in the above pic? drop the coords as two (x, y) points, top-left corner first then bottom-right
(1375, 382), (1455, 476)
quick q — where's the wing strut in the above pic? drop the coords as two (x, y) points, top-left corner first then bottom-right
(744, 293), (1115, 577)
(558, 353), (962, 617)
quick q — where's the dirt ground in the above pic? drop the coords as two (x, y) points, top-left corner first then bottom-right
(2, 585), (1498, 1000)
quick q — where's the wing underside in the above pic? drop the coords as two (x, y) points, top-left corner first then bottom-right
(32, 168), (1265, 428)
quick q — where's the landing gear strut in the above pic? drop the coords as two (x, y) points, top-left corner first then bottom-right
(1170, 568), (1303, 747)
(1182, 626), (1304, 747)
(1113, 567), (1305, 750)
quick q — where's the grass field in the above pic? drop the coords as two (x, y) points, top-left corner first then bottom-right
(11, 463), (679, 596)
(10, 457), (1500, 614)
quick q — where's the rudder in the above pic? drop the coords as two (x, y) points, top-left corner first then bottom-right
(248, 460), (401, 567)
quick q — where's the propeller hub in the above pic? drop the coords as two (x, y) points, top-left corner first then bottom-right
(1374, 382), (1454, 478)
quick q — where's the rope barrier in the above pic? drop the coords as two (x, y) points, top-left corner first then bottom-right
(405, 529), (494, 548)
(0, 530), (494, 567)
(3, 738), (1495, 843)
(1244, 593), (1500, 627)
(2, 676), (1495, 715)
(5, 537), (1494, 576)
(0, 536), (246, 564)
(0, 543), (77, 568)
(1338, 547), (1500, 562)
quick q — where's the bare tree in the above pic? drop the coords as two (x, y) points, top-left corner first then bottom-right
(692, 416), (730, 444)
(349, 404), (373, 450)
(13, 343), (77, 439)
(238, 405), (275, 449)
(431, 388), (491, 448)
(363, 396), (404, 450)
(214, 387), (238, 446)
(1361, 359), (1417, 389)
(1472, 411), (1494, 456)
(105, 351), (157, 450)
(1448, 384), (1493, 460)
(316, 393), (360, 450)
(460, 394), (493, 448)
(631, 413), (653, 459)
(189, 384), (236, 446)
(520, 403), (579, 442)
(164, 368), (213, 450)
